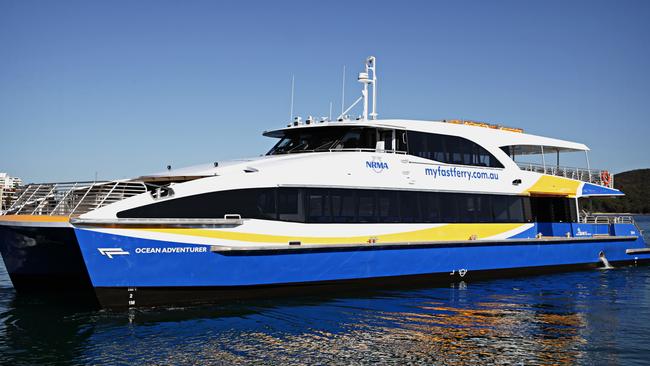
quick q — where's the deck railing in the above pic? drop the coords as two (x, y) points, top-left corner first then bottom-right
(517, 162), (614, 188)
(579, 215), (634, 224)
(3, 180), (147, 217)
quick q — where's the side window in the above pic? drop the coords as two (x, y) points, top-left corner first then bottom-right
(439, 192), (460, 223)
(395, 130), (407, 152)
(357, 190), (377, 223)
(378, 130), (393, 151)
(337, 129), (362, 149)
(307, 189), (331, 223)
(378, 191), (400, 223)
(399, 191), (420, 222)
(256, 190), (276, 220)
(492, 195), (510, 222)
(507, 196), (525, 222)
(278, 188), (303, 222)
(420, 191), (441, 223)
(407, 131), (503, 168)
(475, 195), (492, 222)
(331, 189), (356, 223)
(446, 136), (466, 165)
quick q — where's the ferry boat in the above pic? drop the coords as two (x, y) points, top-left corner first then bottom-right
(1, 57), (649, 308)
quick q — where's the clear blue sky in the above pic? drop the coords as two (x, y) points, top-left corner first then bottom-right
(1, 0), (649, 183)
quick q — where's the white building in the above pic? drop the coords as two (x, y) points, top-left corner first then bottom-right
(0, 172), (23, 211)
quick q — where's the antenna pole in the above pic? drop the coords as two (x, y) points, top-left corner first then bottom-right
(369, 57), (377, 120)
(340, 65), (346, 116)
(362, 79), (368, 121)
(329, 101), (332, 121)
(289, 75), (295, 121)
(339, 56), (378, 121)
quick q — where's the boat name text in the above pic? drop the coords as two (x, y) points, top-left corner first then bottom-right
(135, 246), (208, 254)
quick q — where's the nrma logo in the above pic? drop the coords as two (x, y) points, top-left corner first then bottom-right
(366, 158), (389, 173)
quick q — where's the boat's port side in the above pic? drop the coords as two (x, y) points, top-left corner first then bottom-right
(72, 224), (650, 308)
(0, 216), (94, 293)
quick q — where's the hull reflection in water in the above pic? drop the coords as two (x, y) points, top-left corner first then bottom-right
(2, 258), (650, 365)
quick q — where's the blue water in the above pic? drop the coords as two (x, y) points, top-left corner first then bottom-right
(1, 218), (650, 365)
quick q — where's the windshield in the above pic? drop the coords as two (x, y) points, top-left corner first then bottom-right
(267, 127), (382, 155)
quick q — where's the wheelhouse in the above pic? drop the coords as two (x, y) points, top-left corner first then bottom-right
(264, 123), (504, 169)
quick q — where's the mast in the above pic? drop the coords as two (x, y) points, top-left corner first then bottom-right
(338, 56), (378, 121)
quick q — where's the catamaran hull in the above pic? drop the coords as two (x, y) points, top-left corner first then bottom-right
(73, 223), (650, 308)
(0, 221), (93, 292)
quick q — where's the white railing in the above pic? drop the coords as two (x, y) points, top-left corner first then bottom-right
(579, 215), (634, 224)
(271, 148), (408, 155)
(517, 162), (614, 188)
(3, 180), (147, 217)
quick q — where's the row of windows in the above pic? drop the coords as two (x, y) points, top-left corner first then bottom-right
(267, 127), (407, 155)
(406, 131), (503, 168)
(266, 126), (503, 169)
(118, 188), (578, 224)
(302, 188), (527, 223)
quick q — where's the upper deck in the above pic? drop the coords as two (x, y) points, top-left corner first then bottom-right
(263, 118), (613, 189)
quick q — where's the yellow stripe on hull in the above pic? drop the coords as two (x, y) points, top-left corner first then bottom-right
(0, 215), (69, 223)
(141, 223), (524, 245)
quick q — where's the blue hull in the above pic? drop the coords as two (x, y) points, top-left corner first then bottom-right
(73, 223), (650, 308)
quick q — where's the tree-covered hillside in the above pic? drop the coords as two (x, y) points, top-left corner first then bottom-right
(581, 169), (650, 214)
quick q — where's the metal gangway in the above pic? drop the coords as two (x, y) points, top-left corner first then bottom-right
(2, 180), (148, 217)
(517, 162), (614, 188)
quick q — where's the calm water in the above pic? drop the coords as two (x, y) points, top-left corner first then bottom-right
(1, 218), (650, 365)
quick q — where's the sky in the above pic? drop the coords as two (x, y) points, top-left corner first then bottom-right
(1, 0), (649, 183)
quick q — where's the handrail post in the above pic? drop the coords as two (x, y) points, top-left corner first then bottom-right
(69, 183), (96, 217)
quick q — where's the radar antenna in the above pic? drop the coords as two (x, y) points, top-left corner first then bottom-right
(337, 56), (377, 121)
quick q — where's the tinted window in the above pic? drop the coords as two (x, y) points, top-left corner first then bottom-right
(507, 197), (525, 222)
(439, 193), (460, 223)
(399, 191), (420, 222)
(492, 194), (510, 222)
(257, 190), (276, 220)
(358, 191), (377, 223)
(307, 189), (331, 223)
(278, 188), (302, 222)
(378, 191), (400, 223)
(331, 189), (356, 223)
(407, 131), (503, 168)
(475, 195), (492, 223)
(420, 192), (440, 222)
(267, 127), (348, 154)
(118, 187), (535, 224)
(117, 188), (264, 219)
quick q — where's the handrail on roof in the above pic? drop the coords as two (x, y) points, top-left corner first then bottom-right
(517, 162), (614, 188)
(270, 148), (407, 155)
(2, 180), (148, 217)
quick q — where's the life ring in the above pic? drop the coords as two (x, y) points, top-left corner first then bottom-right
(601, 171), (611, 186)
